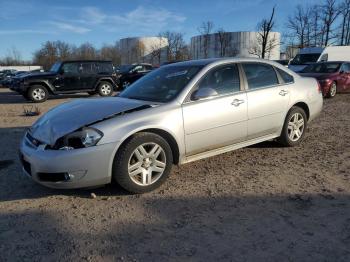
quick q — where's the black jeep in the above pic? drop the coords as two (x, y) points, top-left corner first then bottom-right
(10, 60), (118, 102)
(116, 63), (154, 89)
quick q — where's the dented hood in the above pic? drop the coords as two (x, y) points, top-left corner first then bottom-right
(30, 97), (152, 145)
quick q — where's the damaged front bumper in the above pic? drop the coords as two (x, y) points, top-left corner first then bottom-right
(19, 132), (120, 189)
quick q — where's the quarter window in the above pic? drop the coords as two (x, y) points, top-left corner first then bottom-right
(242, 63), (279, 90)
(197, 64), (240, 95)
(276, 68), (294, 83)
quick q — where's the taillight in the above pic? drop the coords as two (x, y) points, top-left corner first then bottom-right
(317, 81), (322, 93)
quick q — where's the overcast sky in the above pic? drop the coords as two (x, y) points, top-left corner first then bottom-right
(0, 0), (321, 60)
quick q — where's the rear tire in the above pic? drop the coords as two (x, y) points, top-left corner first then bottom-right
(113, 132), (173, 194)
(326, 82), (337, 98)
(277, 106), (307, 147)
(97, 81), (113, 96)
(27, 85), (48, 103)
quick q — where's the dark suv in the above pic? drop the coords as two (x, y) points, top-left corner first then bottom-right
(10, 60), (118, 102)
(116, 63), (154, 89)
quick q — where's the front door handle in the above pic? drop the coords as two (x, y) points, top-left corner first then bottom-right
(279, 90), (289, 96)
(231, 99), (244, 106)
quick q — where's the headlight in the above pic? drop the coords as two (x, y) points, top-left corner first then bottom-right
(57, 127), (103, 150)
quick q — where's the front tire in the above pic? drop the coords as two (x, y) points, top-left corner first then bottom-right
(326, 82), (337, 98)
(27, 85), (48, 103)
(97, 81), (113, 96)
(277, 106), (307, 147)
(113, 132), (173, 194)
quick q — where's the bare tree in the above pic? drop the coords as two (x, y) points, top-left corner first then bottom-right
(198, 21), (214, 58)
(216, 28), (231, 57)
(339, 0), (350, 45)
(286, 5), (311, 48)
(250, 6), (277, 59)
(73, 42), (97, 60)
(322, 0), (341, 46)
(99, 42), (121, 65)
(149, 36), (165, 65)
(160, 31), (186, 61)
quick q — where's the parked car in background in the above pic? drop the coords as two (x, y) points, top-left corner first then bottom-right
(116, 63), (153, 89)
(274, 59), (289, 67)
(10, 60), (118, 102)
(288, 47), (324, 72)
(20, 58), (323, 193)
(318, 46), (350, 62)
(299, 61), (350, 98)
(0, 69), (17, 87)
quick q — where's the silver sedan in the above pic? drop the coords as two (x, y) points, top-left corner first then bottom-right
(20, 58), (323, 193)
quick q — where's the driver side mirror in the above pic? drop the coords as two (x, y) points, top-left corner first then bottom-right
(59, 68), (65, 75)
(339, 70), (345, 74)
(192, 87), (218, 101)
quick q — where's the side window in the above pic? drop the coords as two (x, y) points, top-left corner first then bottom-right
(95, 63), (113, 74)
(145, 65), (153, 71)
(62, 63), (79, 74)
(276, 67), (294, 83)
(242, 63), (278, 90)
(196, 64), (240, 95)
(81, 63), (93, 74)
(133, 65), (143, 73)
(341, 63), (350, 73)
(319, 53), (328, 62)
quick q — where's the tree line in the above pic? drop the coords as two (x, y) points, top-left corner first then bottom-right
(1, 0), (350, 68)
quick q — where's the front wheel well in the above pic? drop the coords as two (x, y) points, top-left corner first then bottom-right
(96, 79), (115, 90)
(292, 102), (310, 120)
(115, 129), (180, 165)
(28, 82), (53, 94)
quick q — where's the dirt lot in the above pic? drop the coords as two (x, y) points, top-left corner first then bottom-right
(0, 88), (350, 261)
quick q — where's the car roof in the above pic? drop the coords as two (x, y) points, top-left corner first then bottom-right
(61, 60), (112, 63)
(164, 57), (284, 67)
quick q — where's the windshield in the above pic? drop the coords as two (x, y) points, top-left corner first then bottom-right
(301, 63), (341, 73)
(119, 65), (204, 102)
(119, 65), (134, 73)
(50, 62), (62, 72)
(290, 53), (321, 65)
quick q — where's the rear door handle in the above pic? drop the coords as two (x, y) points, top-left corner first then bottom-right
(279, 90), (289, 96)
(231, 99), (244, 106)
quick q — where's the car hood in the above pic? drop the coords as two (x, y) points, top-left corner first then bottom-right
(30, 97), (153, 146)
(21, 71), (55, 79)
(299, 72), (338, 80)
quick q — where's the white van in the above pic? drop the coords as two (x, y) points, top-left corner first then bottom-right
(317, 46), (350, 62)
(288, 47), (324, 72)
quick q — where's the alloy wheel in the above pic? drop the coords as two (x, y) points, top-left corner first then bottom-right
(128, 143), (166, 186)
(330, 83), (337, 97)
(101, 84), (112, 95)
(287, 113), (305, 142)
(32, 88), (46, 101)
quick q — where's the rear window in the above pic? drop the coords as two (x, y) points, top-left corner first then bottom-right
(276, 68), (294, 83)
(242, 63), (278, 90)
(95, 62), (113, 74)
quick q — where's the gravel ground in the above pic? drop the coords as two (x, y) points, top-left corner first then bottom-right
(0, 89), (350, 262)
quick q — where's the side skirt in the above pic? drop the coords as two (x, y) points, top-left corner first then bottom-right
(181, 134), (278, 164)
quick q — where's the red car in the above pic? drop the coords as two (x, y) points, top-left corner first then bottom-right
(299, 61), (350, 98)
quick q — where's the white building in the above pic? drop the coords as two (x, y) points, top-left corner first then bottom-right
(0, 65), (42, 71)
(190, 31), (281, 60)
(120, 37), (168, 65)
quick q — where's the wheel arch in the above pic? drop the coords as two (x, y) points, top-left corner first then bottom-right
(28, 81), (54, 94)
(94, 78), (116, 90)
(113, 128), (180, 165)
(291, 101), (310, 120)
